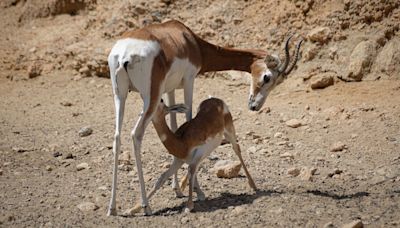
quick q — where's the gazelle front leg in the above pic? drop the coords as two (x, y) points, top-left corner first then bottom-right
(163, 90), (184, 198)
(130, 98), (156, 216)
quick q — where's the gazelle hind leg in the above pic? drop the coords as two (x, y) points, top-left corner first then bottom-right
(224, 113), (257, 191)
(107, 59), (130, 216)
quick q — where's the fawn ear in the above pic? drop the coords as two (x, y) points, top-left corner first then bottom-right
(167, 104), (189, 114)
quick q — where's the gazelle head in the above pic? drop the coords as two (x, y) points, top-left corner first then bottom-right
(248, 36), (303, 111)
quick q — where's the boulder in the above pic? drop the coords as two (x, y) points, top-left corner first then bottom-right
(346, 40), (377, 81)
(372, 37), (400, 79)
(310, 73), (334, 89)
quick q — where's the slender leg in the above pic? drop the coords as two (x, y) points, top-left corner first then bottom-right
(183, 78), (194, 121)
(193, 174), (205, 201)
(185, 163), (197, 212)
(131, 97), (156, 216)
(108, 59), (129, 216)
(164, 90), (177, 131)
(224, 113), (257, 191)
(163, 90), (184, 197)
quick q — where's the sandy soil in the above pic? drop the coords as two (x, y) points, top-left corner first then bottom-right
(1, 0), (399, 227)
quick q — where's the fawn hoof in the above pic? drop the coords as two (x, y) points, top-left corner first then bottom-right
(143, 205), (153, 216)
(174, 189), (185, 198)
(122, 203), (142, 216)
(107, 208), (117, 216)
(196, 192), (206, 201)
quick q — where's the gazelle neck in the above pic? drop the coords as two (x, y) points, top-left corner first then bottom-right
(196, 37), (267, 73)
(152, 116), (188, 159)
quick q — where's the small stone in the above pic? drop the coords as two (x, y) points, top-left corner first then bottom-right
(79, 66), (90, 76)
(285, 119), (302, 128)
(247, 146), (257, 153)
(76, 162), (89, 171)
(12, 147), (28, 153)
(119, 151), (131, 165)
(231, 206), (245, 214)
(300, 167), (317, 181)
(328, 169), (343, 178)
(46, 166), (52, 171)
(323, 222), (335, 228)
(181, 216), (190, 223)
(60, 101), (73, 107)
(0, 170), (3, 175)
(64, 153), (74, 159)
(77, 202), (99, 212)
(331, 142), (347, 152)
(287, 167), (301, 177)
(341, 220), (363, 228)
(213, 160), (242, 178)
(53, 151), (62, 157)
(274, 132), (283, 138)
(280, 152), (294, 159)
(78, 127), (93, 137)
(27, 62), (42, 78)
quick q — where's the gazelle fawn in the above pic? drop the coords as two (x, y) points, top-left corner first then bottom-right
(128, 97), (257, 214)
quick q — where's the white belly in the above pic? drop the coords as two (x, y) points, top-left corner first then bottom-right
(164, 58), (199, 93)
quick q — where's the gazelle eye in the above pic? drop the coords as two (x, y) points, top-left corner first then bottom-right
(263, 75), (270, 84)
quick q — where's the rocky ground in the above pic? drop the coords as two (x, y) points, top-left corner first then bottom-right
(1, 0), (399, 227)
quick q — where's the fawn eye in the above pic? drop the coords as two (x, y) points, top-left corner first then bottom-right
(263, 75), (270, 84)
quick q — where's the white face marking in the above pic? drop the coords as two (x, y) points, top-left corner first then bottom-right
(248, 68), (280, 111)
(164, 58), (199, 93)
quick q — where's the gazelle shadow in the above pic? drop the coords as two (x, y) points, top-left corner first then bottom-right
(153, 189), (281, 216)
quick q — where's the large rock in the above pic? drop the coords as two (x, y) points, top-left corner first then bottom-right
(310, 73), (334, 89)
(212, 160), (242, 178)
(372, 38), (400, 79)
(346, 40), (377, 81)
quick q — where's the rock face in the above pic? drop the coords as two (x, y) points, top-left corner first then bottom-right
(310, 73), (334, 89)
(346, 40), (377, 81)
(213, 160), (242, 178)
(372, 38), (400, 79)
(19, 0), (97, 22)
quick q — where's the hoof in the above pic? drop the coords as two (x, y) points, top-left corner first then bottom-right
(107, 208), (117, 216)
(184, 207), (192, 213)
(143, 206), (153, 216)
(122, 204), (142, 216)
(196, 192), (206, 201)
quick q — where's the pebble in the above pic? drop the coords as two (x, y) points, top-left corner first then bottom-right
(212, 160), (242, 178)
(76, 162), (89, 171)
(64, 153), (74, 159)
(300, 167), (317, 181)
(60, 101), (73, 107)
(78, 127), (93, 137)
(331, 142), (347, 152)
(342, 220), (363, 228)
(274, 132), (283, 138)
(287, 167), (301, 177)
(45, 166), (53, 171)
(53, 151), (62, 157)
(118, 151), (131, 165)
(323, 222), (335, 228)
(0, 169), (3, 175)
(247, 146), (257, 153)
(285, 119), (302, 128)
(77, 202), (99, 212)
(280, 152), (294, 159)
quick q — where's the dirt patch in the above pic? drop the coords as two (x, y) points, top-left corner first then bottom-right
(1, 0), (400, 227)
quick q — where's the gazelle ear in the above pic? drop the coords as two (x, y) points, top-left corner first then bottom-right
(167, 104), (189, 114)
(265, 54), (281, 70)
